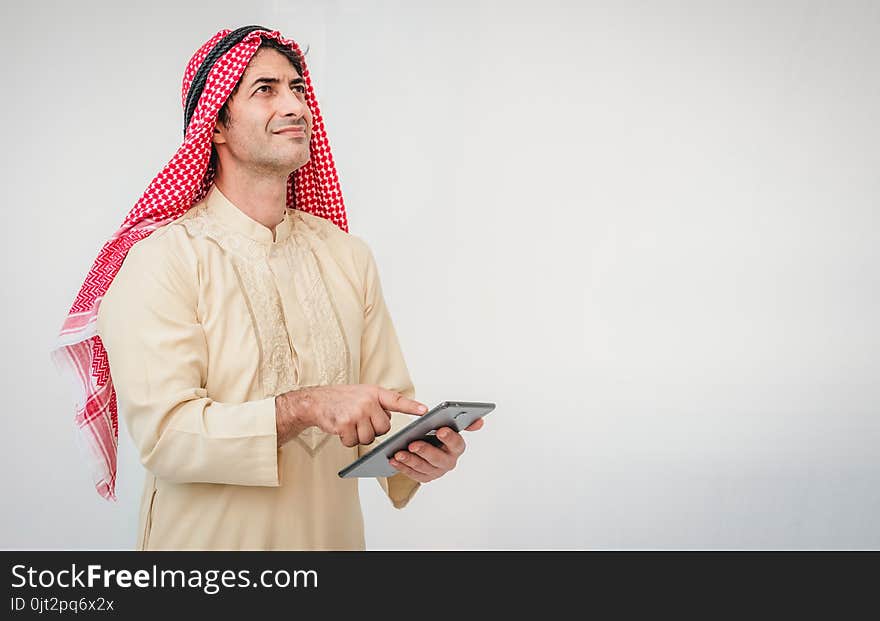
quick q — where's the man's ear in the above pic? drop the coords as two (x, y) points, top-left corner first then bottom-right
(212, 121), (227, 145)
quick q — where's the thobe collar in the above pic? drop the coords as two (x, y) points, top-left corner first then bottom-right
(204, 184), (293, 244)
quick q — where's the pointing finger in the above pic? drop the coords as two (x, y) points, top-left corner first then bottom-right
(377, 388), (428, 417)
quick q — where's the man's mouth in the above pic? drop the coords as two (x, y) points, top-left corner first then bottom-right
(273, 126), (307, 136)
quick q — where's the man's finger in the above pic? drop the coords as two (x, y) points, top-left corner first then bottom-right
(408, 441), (455, 471)
(370, 404), (392, 437)
(393, 451), (443, 477)
(339, 427), (358, 448)
(356, 420), (376, 446)
(389, 458), (428, 483)
(464, 418), (485, 431)
(377, 388), (428, 416)
(436, 427), (466, 455)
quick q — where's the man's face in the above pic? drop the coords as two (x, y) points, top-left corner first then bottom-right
(212, 47), (313, 175)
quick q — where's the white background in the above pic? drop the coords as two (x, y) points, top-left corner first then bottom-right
(1, 0), (878, 549)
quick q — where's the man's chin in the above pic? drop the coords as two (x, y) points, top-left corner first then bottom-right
(269, 153), (311, 176)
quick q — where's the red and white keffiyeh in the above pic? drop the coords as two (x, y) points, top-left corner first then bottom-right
(51, 27), (347, 501)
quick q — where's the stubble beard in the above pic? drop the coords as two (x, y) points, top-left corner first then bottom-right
(252, 141), (311, 177)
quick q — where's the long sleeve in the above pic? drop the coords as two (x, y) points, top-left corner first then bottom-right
(354, 238), (421, 509)
(96, 230), (280, 487)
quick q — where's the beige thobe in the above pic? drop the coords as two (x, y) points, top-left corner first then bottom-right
(97, 185), (420, 550)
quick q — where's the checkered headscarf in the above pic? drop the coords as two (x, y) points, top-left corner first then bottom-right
(51, 26), (347, 501)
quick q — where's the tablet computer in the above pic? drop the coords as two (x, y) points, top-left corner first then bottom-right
(337, 400), (495, 478)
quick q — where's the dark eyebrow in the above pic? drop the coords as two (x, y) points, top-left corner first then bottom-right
(249, 76), (305, 89)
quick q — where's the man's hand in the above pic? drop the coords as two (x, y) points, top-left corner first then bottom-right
(277, 385), (428, 448)
(388, 418), (485, 483)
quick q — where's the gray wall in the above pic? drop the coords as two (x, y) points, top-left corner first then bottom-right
(2, 0), (878, 549)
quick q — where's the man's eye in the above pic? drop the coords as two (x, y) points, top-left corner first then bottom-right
(293, 85), (306, 93)
(256, 85), (271, 93)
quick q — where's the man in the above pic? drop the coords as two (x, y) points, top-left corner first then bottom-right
(52, 26), (483, 550)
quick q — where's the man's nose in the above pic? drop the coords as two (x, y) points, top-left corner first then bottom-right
(279, 88), (309, 119)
